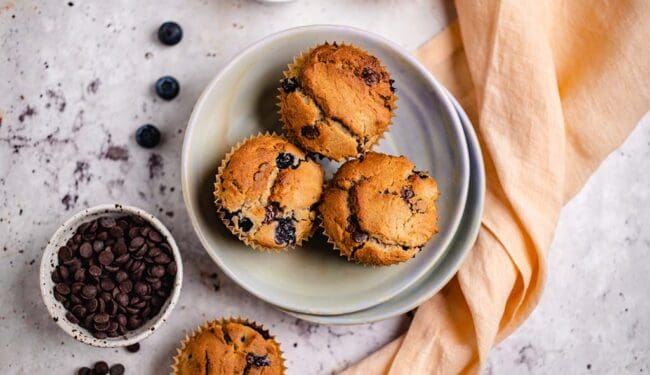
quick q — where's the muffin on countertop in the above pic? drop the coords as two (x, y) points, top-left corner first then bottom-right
(172, 319), (285, 375)
(278, 42), (397, 161)
(319, 152), (440, 266)
(214, 133), (324, 250)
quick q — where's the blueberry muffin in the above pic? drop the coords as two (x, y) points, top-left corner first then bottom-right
(278, 42), (397, 161)
(214, 134), (324, 250)
(172, 318), (285, 375)
(319, 152), (440, 266)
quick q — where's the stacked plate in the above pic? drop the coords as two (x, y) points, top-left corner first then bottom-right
(181, 25), (485, 324)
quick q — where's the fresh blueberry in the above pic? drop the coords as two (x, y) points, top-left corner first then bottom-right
(158, 22), (183, 46)
(274, 218), (296, 245)
(135, 124), (161, 148)
(155, 76), (180, 100)
(275, 153), (295, 169)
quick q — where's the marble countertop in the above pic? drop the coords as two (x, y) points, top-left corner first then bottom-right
(0, 1), (648, 374)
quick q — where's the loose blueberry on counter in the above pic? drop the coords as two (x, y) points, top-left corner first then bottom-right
(135, 124), (161, 148)
(155, 76), (180, 100)
(158, 21), (183, 46)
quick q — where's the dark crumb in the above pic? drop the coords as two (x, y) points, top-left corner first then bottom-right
(147, 153), (164, 179)
(87, 78), (101, 94)
(18, 106), (36, 122)
(61, 194), (78, 210)
(67, 1), (74, 6)
(293, 343), (298, 348)
(165, 211), (174, 218)
(587, 364), (591, 370)
(125, 343), (140, 353)
(104, 146), (129, 161)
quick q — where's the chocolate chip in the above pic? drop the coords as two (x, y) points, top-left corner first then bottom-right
(301, 125), (320, 140)
(280, 77), (298, 92)
(86, 298), (98, 313)
(77, 367), (92, 375)
(147, 230), (162, 243)
(93, 361), (109, 375)
(79, 242), (93, 258)
(73, 268), (86, 282)
(361, 67), (380, 86)
(99, 217), (116, 229)
(100, 278), (115, 292)
(125, 342), (140, 353)
(98, 249), (114, 266)
(88, 265), (102, 278)
(93, 240), (105, 252)
(275, 153), (294, 169)
(153, 253), (171, 264)
(55, 283), (71, 295)
(58, 246), (73, 262)
(58, 265), (70, 280)
(238, 217), (253, 232)
(389, 78), (396, 92)
(109, 364), (125, 375)
(129, 237), (145, 249)
(81, 285), (98, 299)
(274, 218), (296, 245)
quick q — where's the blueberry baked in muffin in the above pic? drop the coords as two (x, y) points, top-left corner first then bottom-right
(214, 134), (324, 250)
(278, 42), (397, 161)
(172, 318), (285, 375)
(319, 152), (440, 266)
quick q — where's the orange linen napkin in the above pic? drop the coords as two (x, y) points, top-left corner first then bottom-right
(343, 1), (650, 374)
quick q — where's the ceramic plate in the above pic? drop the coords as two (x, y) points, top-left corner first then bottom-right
(181, 25), (470, 315)
(282, 89), (485, 323)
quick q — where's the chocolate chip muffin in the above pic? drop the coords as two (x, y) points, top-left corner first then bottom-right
(172, 318), (285, 375)
(319, 152), (440, 266)
(214, 134), (324, 250)
(278, 43), (397, 161)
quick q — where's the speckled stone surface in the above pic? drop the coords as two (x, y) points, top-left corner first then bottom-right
(0, 1), (648, 374)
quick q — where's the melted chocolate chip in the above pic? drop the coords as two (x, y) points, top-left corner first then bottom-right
(274, 218), (296, 245)
(280, 77), (299, 93)
(275, 153), (295, 169)
(301, 125), (320, 140)
(263, 202), (281, 224)
(361, 67), (380, 86)
(400, 186), (414, 201)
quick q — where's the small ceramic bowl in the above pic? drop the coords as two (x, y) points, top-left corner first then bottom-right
(39, 204), (183, 348)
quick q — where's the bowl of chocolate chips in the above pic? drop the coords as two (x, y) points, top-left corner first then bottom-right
(40, 204), (183, 347)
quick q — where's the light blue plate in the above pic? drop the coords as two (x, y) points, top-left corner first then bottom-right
(283, 89), (485, 323)
(181, 25), (470, 315)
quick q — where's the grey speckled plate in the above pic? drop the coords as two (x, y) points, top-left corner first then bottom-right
(181, 25), (470, 315)
(282, 89), (485, 323)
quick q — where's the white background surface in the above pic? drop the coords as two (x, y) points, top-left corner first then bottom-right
(0, 1), (648, 374)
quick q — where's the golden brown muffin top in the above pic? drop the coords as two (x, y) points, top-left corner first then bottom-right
(173, 321), (284, 375)
(319, 152), (440, 266)
(215, 134), (324, 250)
(279, 43), (397, 160)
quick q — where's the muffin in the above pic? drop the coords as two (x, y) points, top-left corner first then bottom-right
(319, 152), (440, 266)
(214, 133), (324, 250)
(278, 42), (397, 161)
(172, 318), (285, 375)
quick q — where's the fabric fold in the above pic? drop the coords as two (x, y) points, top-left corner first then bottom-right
(343, 1), (650, 374)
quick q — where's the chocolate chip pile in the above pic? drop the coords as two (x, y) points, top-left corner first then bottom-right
(77, 361), (125, 375)
(52, 215), (177, 339)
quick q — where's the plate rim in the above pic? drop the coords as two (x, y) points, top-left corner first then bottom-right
(181, 24), (470, 315)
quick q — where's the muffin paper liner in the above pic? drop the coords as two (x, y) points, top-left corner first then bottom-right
(277, 42), (398, 162)
(214, 132), (318, 252)
(171, 317), (286, 375)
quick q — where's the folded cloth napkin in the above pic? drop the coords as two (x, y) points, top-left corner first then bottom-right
(343, 1), (650, 374)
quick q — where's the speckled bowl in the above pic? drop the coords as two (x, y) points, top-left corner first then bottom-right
(39, 204), (183, 348)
